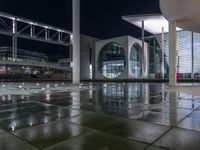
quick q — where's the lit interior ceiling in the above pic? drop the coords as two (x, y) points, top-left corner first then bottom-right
(122, 14), (182, 35)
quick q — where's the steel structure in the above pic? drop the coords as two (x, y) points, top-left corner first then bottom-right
(0, 11), (72, 60)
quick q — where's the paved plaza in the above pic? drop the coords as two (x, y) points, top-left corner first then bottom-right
(0, 82), (200, 150)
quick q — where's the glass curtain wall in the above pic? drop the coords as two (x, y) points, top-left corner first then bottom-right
(148, 30), (196, 79)
(130, 43), (142, 78)
(145, 37), (168, 78)
(193, 33), (200, 73)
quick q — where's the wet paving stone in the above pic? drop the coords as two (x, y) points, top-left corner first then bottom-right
(189, 110), (200, 119)
(155, 128), (200, 150)
(146, 145), (168, 150)
(100, 118), (169, 144)
(0, 128), (6, 134)
(149, 106), (193, 116)
(0, 110), (31, 122)
(0, 97), (30, 106)
(177, 117), (200, 132)
(70, 103), (97, 112)
(44, 130), (148, 150)
(100, 102), (150, 111)
(130, 111), (186, 126)
(145, 97), (166, 105)
(0, 133), (38, 150)
(13, 120), (88, 149)
(66, 112), (119, 130)
(35, 96), (73, 106)
(0, 101), (42, 112)
(165, 100), (200, 110)
(0, 105), (58, 121)
(45, 107), (82, 119)
(0, 113), (59, 132)
(102, 108), (143, 118)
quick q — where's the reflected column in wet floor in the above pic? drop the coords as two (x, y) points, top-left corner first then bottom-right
(169, 92), (178, 126)
(143, 84), (150, 105)
(93, 84), (101, 112)
(162, 83), (165, 103)
(70, 87), (81, 109)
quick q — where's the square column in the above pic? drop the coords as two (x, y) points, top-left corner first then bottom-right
(141, 20), (148, 78)
(161, 27), (165, 79)
(72, 0), (80, 84)
(169, 21), (177, 86)
(12, 18), (17, 61)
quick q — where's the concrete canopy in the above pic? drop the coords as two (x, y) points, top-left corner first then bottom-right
(122, 14), (181, 35)
(160, 0), (200, 32)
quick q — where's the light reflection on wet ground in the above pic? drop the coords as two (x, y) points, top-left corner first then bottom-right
(0, 82), (200, 149)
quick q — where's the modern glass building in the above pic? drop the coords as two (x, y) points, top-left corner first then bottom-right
(123, 14), (200, 79)
(146, 30), (200, 78)
(95, 31), (200, 79)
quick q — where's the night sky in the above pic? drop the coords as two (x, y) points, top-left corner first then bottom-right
(0, 0), (160, 61)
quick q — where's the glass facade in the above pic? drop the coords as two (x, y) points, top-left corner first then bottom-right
(194, 33), (200, 73)
(98, 42), (126, 79)
(130, 43), (142, 78)
(147, 30), (200, 79)
(145, 37), (167, 78)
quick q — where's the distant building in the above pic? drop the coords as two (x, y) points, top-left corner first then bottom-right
(0, 47), (68, 76)
(58, 58), (71, 67)
(0, 47), (48, 63)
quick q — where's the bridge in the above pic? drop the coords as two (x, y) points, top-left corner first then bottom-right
(0, 11), (72, 61)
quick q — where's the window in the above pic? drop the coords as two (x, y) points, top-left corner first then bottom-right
(98, 42), (126, 79)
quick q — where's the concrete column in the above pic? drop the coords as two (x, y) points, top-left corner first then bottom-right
(58, 32), (61, 42)
(169, 21), (177, 86)
(141, 20), (146, 78)
(14, 35), (17, 60)
(30, 25), (33, 37)
(142, 20), (145, 54)
(12, 18), (17, 61)
(31, 25), (35, 37)
(161, 27), (165, 79)
(12, 36), (15, 61)
(72, 0), (80, 84)
(192, 32), (194, 76)
(45, 29), (49, 40)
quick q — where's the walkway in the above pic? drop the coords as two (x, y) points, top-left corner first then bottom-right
(0, 82), (199, 150)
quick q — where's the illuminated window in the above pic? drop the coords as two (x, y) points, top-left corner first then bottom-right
(98, 42), (126, 79)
